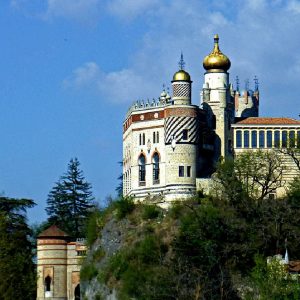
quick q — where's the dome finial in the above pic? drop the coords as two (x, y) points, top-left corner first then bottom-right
(178, 52), (185, 70)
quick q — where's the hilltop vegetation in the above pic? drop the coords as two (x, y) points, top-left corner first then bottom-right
(81, 153), (300, 300)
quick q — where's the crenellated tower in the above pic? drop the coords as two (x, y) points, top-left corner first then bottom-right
(201, 34), (234, 160)
(234, 76), (259, 118)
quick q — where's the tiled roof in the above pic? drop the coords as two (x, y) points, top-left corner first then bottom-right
(38, 224), (69, 238)
(236, 117), (300, 125)
(289, 261), (300, 272)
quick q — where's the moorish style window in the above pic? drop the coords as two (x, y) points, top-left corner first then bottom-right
(274, 130), (280, 147)
(244, 130), (249, 148)
(138, 154), (146, 186)
(236, 130), (242, 148)
(152, 153), (160, 184)
(259, 130), (265, 148)
(267, 130), (272, 148)
(251, 131), (257, 148)
(282, 131), (287, 148)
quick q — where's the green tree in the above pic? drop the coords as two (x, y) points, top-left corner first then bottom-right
(46, 158), (94, 237)
(0, 197), (36, 300)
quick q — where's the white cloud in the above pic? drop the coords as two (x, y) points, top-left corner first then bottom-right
(45, 0), (102, 23)
(287, 0), (300, 13)
(107, 0), (160, 20)
(64, 62), (156, 103)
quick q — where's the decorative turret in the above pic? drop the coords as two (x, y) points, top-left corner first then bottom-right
(203, 34), (231, 73)
(172, 53), (192, 105)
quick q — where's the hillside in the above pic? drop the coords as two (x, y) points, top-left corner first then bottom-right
(80, 185), (300, 300)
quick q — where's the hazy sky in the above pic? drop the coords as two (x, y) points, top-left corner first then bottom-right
(1, 0), (300, 223)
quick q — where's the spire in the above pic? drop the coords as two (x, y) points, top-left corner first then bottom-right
(178, 52), (185, 70)
(235, 75), (240, 91)
(254, 75), (259, 91)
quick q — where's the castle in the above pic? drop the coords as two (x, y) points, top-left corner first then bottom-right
(122, 34), (300, 201)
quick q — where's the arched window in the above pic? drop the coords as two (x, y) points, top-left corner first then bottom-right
(244, 130), (249, 148)
(152, 153), (160, 184)
(251, 131), (257, 148)
(138, 154), (146, 186)
(236, 130), (242, 148)
(45, 276), (51, 292)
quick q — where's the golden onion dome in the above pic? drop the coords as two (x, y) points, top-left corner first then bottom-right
(172, 69), (191, 82)
(203, 34), (231, 72)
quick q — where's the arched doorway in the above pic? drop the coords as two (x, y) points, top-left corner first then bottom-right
(74, 284), (80, 300)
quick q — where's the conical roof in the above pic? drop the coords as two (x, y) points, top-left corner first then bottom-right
(38, 224), (69, 238)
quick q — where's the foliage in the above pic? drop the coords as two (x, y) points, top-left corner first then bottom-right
(46, 157), (95, 237)
(86, 207), (103, 246)
(0, 197), (36, 300)
(80, 264), (98, 282)
(142, 204), (161, 220)
(215, 150), (285, 201)
(244, 255), (300, 300)
(114, 196), (135, 220)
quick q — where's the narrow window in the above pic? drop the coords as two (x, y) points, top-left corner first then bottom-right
(152, 153), (160, 184)
(45, 276), (51, 292)
(143, 133), (145, 145)
(282, 131), (287, 148)
(251, 131), (257, 148)
(289, 131), (295, 147)
(187, 166), (191, 177)
(156, 132), (159, 143)
(138, 154), (146, 185)
(182, 129), (188, 141)
(236, 130), (242, 148)
(139, 134), (141, 146)
(274, 130), (280, 147)
(267, 130), (272, 148)
(153, 132), (156, 143)
(259, 131), (265, 148)
(244, 130), (249, 148)
(179, 166), (184, 177)
(297, 131), (300, 148)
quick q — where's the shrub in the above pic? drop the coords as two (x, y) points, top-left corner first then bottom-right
(114, 196), (135, 219)
(142, 204), (160, 220)
(93, 247), (106, 262)
(86, 208), (102, 246)
(80, 264), (98, 281)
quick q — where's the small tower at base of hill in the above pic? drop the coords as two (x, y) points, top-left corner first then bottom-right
(36, 225), (86, 300)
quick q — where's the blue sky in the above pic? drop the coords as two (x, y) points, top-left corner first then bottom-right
(1, 0), (300, 223)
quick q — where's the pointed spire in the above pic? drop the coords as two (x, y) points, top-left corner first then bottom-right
(235, 75), (240, 91)
(178, 52), (185, 70)
(254, 75), (259, 91)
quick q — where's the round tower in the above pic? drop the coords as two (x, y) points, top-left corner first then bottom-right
(164, 57), (198, 200)
(172, 53), (192, 105)
(37, 225), (69, 300)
